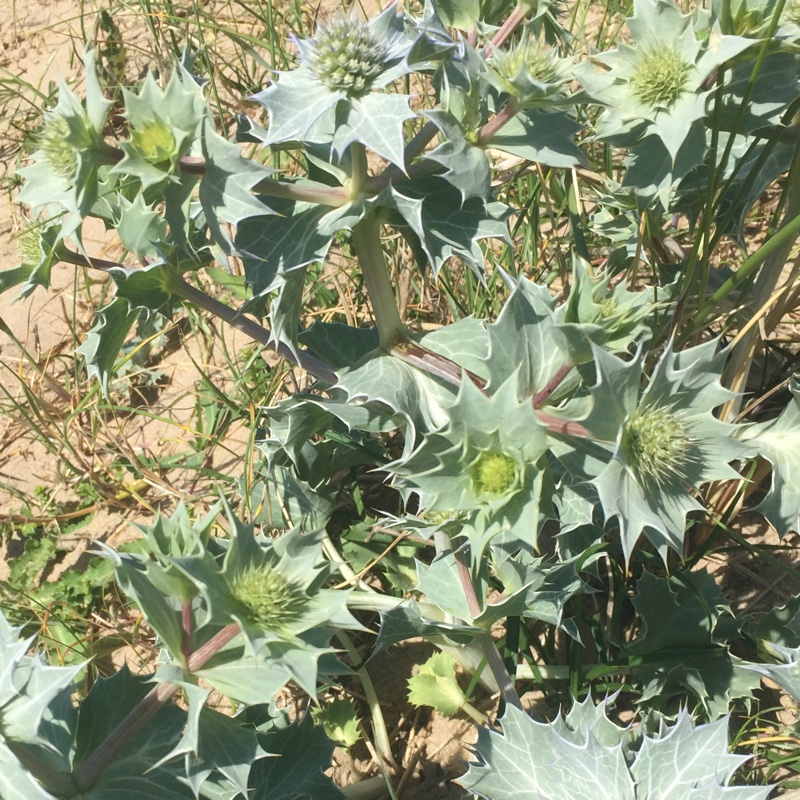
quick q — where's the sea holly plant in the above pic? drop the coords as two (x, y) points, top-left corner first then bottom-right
(4, 0), (800, 796)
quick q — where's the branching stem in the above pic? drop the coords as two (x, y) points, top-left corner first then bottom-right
(336, 632), (397, 770)
(477, 99), (520, 146)
(55, 246), (337, 384)
(72, 623), (241, 793)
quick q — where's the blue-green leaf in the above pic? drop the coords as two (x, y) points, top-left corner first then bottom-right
(738, 376), (800, 536)
(487, 108), (585, 168)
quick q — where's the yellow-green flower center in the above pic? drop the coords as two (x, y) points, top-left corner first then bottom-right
(472, 451), (518, 497)
(423, 509), (466, 525)
(623, 407), (691, 486)
(631, 48), (691, 109)
(230, 564), (307, 630)
(38, 117), (78, 178)
(131, 120), (177, 164)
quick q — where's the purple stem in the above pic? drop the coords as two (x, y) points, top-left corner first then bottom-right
(485, 3), (528, 55)
(477, 99), (520, 147)
(534, 363), (574, 408)
(181, 601), (193, 658)
(72, 623), (241, 793)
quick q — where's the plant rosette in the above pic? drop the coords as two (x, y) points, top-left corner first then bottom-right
(575, 0), (754, 161)
(390, 373), (551, 552)
(578, 339), (749, 561)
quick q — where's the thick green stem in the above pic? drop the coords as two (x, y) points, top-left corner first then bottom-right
(336, 632), (397, 769)
(105, 146), (349, 207)
(252, 177), (349, 207)
(350, 214), (406, 347)
(349, 142), (369, 199)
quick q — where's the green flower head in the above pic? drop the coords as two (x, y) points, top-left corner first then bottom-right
(582, 340), (749, 562)
(574, 0), (753, 160)
(390, 374), (550, 547)
(488, 30), (571, 107)
(472, 451), (520, 497)
(303, 16), (389, 97)
(230, 563), (309, 632)
(253, 4), (420, 167)
(130, 116), (177, 164)
(622, 405), (694, 487)
(18, 48), (112, 234)
(18, 224), (44, 265)
(630, 47), (692, 109)
(37, 117), (79, 179)
(554, 261), (671, 363)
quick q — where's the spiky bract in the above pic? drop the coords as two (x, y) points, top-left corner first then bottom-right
(390, 374), (550, 550)
(579, 340), (748, 561)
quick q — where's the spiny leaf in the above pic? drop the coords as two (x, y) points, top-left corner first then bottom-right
(199, 118), (276, 257)
(76, 297), (140, 395)
(311, 699), (361, 748)
(380, 176), (511, 279)
(408, 652), (466, 716)
(249, 713), (344, 800)
(738, 376), (800, 536)
(486, 108), (585, 168)
(458, 701), (771, 799)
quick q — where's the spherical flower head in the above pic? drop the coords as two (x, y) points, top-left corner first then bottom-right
(631, 47), (691, 109)
(131, 118), (177, 164)
(38, 117), (78, 179)
(230, 564), (308, 631)
(19, 225), (43, 264)
(622, 406), (692, 487)
(305, 16), (388, 97)
(472, 451), (519, 498)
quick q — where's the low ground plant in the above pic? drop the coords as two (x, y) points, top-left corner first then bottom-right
(2, 0), (800, 797)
